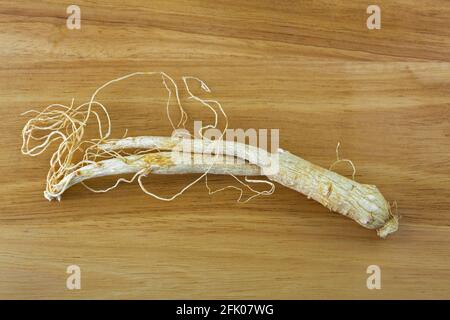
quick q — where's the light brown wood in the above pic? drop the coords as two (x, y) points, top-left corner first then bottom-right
(1, 0), (449, 299)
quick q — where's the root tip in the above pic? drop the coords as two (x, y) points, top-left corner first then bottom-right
(376, 216), (399, 238)
(44, 191), (61, 202)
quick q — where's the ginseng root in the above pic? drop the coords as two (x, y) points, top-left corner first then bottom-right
(21, 72), (398, 238)
(99, 136), (399, 238)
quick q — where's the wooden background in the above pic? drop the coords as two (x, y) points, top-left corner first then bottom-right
(0, 0), (449, 299)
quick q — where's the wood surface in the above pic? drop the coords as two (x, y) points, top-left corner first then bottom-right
(0, 0), (449, 299)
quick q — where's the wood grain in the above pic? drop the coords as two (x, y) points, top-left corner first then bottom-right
(0, 0), (449, 299)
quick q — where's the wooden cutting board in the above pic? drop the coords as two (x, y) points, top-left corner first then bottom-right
(0, 0), (449, 299)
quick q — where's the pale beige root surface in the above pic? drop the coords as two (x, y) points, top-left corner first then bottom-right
(20, 72), (276, 205)
(100, 136), (398, 238)
(20, 70), (396, 237)
(100, 136), (273, 167)
(45, 151), (262, 201)
(272, 150), (398, 238)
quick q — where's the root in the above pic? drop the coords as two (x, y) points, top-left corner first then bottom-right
(44, 152), (262, 201)
(205, 174), (275, 203)
(22, 72), (273, 203)
(21, 72), (398, 238)
(329, 142), (356, 180)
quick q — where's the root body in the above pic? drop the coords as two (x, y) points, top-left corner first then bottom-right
(273, 149), (396, 236)
(46, 151), (261, 201)
(21, 72), (398, 238)
(100, 136), (398, 237)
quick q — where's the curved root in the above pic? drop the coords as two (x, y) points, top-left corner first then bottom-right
(21, 72), (398, 238)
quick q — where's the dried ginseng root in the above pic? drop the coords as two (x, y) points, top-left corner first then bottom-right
(21, 72), (398, 238)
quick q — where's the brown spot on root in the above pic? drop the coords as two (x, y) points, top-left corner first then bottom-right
(163, 140), (179, 150)
(143, 154), (173, 167)
(326, 183), (333, 198)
